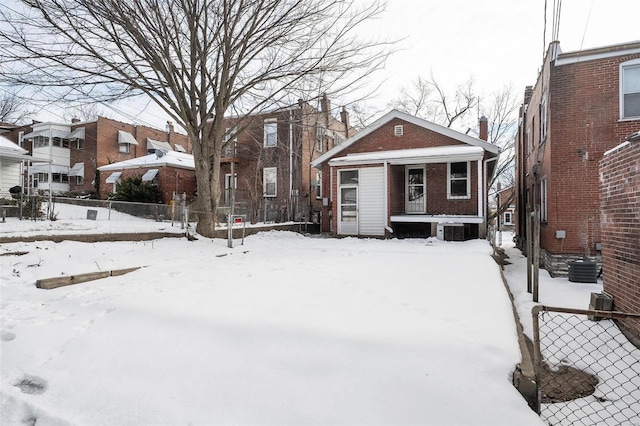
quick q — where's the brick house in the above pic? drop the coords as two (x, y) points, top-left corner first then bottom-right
(600, 135), (640, 339)
(311, 110), (499, 239)
(495, 184), (515, 232)
(1, 117), (190, 197)
(219, 95), (353, 223)
(515, 41), (640, 276)
(97, 150), (197, 203)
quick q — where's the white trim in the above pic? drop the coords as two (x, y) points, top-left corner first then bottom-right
(312, 109), (499, 168)
(263, 166), (277, 197)
(329, 145), (484, 167)
(477, 159), (482, 217)
(447, 161), (471, 200)
(555, 43), (640, 67)
(620, 58), (640, 120)
(390, 214), (484, 224)
(405, 165), (426, 213)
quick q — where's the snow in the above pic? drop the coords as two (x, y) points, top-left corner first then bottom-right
(0, 203), (632, 425)
(97, 150), (195, 171)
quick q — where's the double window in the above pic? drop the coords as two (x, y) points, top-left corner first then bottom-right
(621, 60), (640, 119)
(448, 162), (470, 199)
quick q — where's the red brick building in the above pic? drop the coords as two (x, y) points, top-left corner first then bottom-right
(600, 135), (640, 338)
(515, 41), (640, 276)
(220, 95), (354, 223)
(311, 110), (499, 239)
(1, 117), (190, 197)
(97, 151), (197, 203)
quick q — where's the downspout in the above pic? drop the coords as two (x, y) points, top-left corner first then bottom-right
(289, 110), (293, 221)
(484, 156), (499, 223)
(383, 160), (393, 234)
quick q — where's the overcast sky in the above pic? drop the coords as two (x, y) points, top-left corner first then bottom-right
(29, 0), (640, 130)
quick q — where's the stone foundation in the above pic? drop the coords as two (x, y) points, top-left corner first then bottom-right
(540, 249), (601, 278)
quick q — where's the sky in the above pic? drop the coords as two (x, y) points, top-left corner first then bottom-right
(1, 203), (638, 425)
(10, 0), (640, 131)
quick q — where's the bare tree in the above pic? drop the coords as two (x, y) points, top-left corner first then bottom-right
(0, 91), (33, 123)
(388, 74), (477, 128)
(0, 0), (392, 237)
(390, 76), (520, 218)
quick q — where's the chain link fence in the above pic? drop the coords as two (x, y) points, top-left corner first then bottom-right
(532, 305), (640, 425)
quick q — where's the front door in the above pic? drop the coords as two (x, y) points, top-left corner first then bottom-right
(406, 166), (426, 213)
(338, 170), (358, 235)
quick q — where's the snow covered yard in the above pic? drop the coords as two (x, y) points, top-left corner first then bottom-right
(0, 218), (542, 425)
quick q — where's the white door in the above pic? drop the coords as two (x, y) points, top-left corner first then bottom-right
(338, 170), (359, 235)
(359, 167), (385, 236)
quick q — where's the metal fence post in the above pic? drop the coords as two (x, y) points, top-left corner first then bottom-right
(531, 305), (543, 415)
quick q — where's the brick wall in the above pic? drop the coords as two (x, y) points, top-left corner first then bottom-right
(600, 140), (640, 336)
(517, 43), (640, 272)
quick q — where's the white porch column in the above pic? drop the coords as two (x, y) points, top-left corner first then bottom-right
(477, 159), (483, 218)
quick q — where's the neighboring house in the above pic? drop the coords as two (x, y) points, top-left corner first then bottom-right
(97, 150), (197, 203)
(495, 184), (515, 232)
(220, 95), (354, 223)
(0, 135), (31, 199)
(600, 135), (640, 339)
(515, 40), (640, 276)
(2, 117), (190, 196)
(311, 110), (500, 239)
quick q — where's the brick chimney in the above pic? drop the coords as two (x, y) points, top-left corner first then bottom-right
(340, 106), (350, 136)
(479, 116), (488, 141)
(523, 86), (534, 105)
(320, 93), (331, 123)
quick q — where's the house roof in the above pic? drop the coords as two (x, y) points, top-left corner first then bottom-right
(0, 135), (37, 162)
(97, 150), (195, 172)
(312, 109), (499, 168)
(329, 145), (485, 166)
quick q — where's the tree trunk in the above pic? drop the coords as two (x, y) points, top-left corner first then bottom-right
(191, 132), (222, 238)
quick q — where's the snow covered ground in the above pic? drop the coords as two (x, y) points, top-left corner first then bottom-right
(0, 203), (633, 425)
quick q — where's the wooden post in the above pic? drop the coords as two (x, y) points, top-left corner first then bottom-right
(533, 204), (540, 303)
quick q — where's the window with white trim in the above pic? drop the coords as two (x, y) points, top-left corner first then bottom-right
(621, 60), (640, 119)
(18, 131), (24, 147)
(223, 127), (237, 157)
(316, 126), (324, 152)
(503, 211), (513, 225)
(264, 119), (277, 147)
(315, 170), (322, 199)
(540, 94), (547, 142)
(263, 167), (277, 197)
(448, 162), (470, 199)
(540, 177), (548, 222)
(119, 143), (130, 153)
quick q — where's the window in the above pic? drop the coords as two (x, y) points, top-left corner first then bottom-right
(263, 167), (277, 197)
(141, 169), (159, 183)
(315, 170), (322, 199)
(264, 119), (277, 147)
(18, 131), (24, 147)
(504, 211), (513, 225)
(119, 143), (130, 153)
(526, 127), (531, 155)
(540, 94), (547, 142)
(76, 176), (84, 185)
(316, 126), (325, 152)
(117, 130), (138, 153)
(36, 172), (48, 183)
(394, 125), (404, 136)
(339, 169), (358, 185)
(406, 166), (425, 213)
(448, 162), (470, 199)
(223, 128), (237, 157)
(76, 138), (84, 150)
(540, 177), (548, 222)
(621, 61), (640, 119)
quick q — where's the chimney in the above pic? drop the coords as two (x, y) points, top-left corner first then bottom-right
(523, 86), (533, 105)
(71, 117), (81, 124)
(479, 116), (488, 141)
(340, 106), (350, 135)
(166, 120), (174, 133)
(320, 93), (331, 123)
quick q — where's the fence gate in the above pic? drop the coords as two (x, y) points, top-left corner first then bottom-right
(532, 306), (640, 425)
